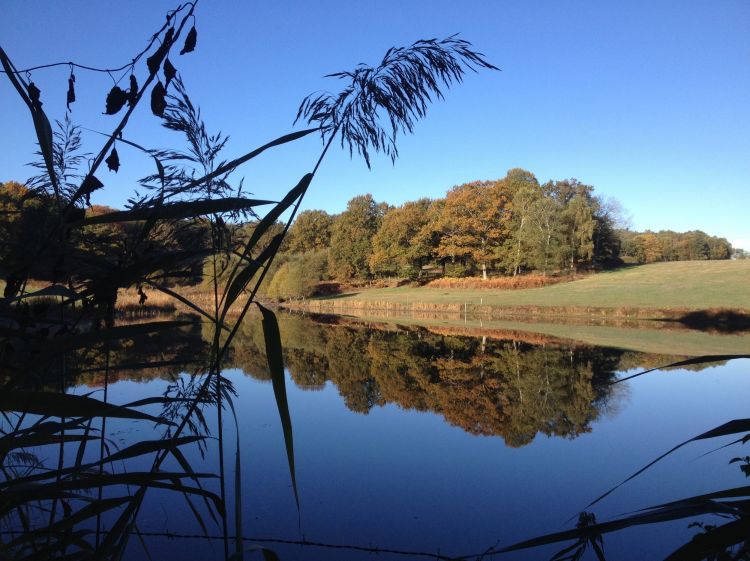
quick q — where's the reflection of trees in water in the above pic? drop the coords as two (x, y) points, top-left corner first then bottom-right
(226, 315), (634, 446)
(63, 314), (719, 447)
(2, 316), (209, 390)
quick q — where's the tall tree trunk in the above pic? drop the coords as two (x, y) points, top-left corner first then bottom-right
(482, 262), (487, 280)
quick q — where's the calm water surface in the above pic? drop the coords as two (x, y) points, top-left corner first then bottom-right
(72, 315), (750, 560)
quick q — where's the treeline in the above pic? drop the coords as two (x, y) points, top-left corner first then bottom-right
(1, 173), (735, 303)
(271, 168), (735, 298)
(619, 229), (733, 263)
(273, 169), (622, 299)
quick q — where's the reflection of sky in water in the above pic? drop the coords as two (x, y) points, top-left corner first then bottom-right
(81, 358), (750, 561)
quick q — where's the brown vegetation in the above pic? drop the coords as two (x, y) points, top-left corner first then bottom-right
(425, 273), (571, 290)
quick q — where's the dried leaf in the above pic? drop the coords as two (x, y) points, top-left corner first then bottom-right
(28, 82), (42, 110)
(104, 86), (128, 115)
(147, 28), (174, 75)
(66, 74), (75, 110)
(79, 175), (104, 205)
(128, 74), (138, 106)
(180, 25), (197, 55)
(164, 58), (177, 87)
(151, 81), (167, 117)
(105, 146), (120, 173)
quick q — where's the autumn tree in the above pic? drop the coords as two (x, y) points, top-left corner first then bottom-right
(619, 229), (730, 263)
(328, 194), (383, 280)
(628, 232), (662, 263)
(708, 236), (731, 259)
(435, 180), (512, 279)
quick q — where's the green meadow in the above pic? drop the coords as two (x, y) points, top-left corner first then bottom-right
(317, 261), (750, 312)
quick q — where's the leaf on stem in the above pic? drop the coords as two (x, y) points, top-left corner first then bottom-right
(257, 303), (299, 509)
(105, 86), (129, 115)
(180, 25), (197, 55)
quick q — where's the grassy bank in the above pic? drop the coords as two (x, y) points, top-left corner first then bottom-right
(304, 310), (750, 356)
(306, 261), (750, 315)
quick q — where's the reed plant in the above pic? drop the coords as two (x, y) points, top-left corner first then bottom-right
(0, 3), (497, 560)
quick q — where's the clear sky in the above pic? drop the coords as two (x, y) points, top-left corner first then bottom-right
(2, 1), (748, 248)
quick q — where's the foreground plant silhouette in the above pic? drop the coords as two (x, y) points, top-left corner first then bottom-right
(0, 2), (497, 559)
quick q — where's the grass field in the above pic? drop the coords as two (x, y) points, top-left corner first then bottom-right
(315, 261), (750, 312)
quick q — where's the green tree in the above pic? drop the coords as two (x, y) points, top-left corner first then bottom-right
(328, 194), (383, 280)
(502, 169), (541, 275)
(267, 250), (328, 300)
(287, 209), (333, 253)
(590, 197), (623, 266)
(528, 193), (563, 274)
(560, 194), (596, 271)
(370, 198), (434, 278)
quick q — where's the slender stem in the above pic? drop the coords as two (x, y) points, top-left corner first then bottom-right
(0, 2), (194, 75)
(65, 1), (198, 212)
(216, 127), (339, 366)
(96, 346), (110, 547)
(108, 127), (340, 554)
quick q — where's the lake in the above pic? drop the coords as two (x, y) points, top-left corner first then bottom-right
(0, 311), (750, 561)
(8, 312), (750, 560)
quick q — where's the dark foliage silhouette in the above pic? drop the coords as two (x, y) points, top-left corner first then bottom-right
(0, 2), (497, 560)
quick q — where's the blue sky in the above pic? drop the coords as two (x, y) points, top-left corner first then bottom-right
(2, 1), (748, 248)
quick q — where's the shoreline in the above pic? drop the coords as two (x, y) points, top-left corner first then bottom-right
(278, 307), (750, 357)
(283, 298), (750, 330)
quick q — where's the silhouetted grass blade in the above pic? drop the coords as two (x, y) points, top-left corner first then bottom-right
(177, 131), (317, 195)
(145, 279), (226, 328)
(4, 497), (130, 548)
(0, 435), (96, 467)
(3, 283), (77, 303)
(85, 130), (167, 188)
(102, 436), (204, 464)
(257, 303), (299, 509)
(0, 47), (60, 200)
(234, 417), (243, 559)
(2, 438), (205, 486)
(75, 197), (275, 225)
(123, 396), (212, 408)
(170, 444), (221, 533)
(222, 234), (283, 316)
(0, 392), (173, 425)
(3, 471), (216, 494)
(241, 174), (312, 259)
(500, 501), (732, 556)
(585, 418), (750, 510)
(43, 320), (194, 354)
(613, 354), (750, 385)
